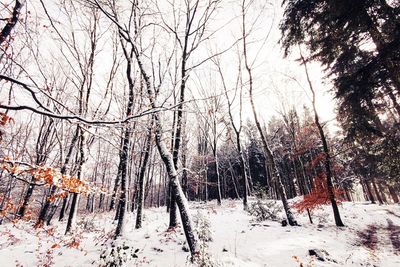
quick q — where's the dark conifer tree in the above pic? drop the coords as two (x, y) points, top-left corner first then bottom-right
(280, 0), (400, 138)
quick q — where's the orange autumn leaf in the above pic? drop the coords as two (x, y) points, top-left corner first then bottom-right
(51, 243), (60, 249)
(67, 239), (80, 249)
(0, 112), (14, 126)
(292, 173), (345, 213)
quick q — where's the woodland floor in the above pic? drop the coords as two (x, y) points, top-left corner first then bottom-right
(0, 200), (399, 267)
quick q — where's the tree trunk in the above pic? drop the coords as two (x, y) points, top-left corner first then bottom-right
(377, 183), (387, 203)
(65, 127), (86, 234)
(388, 185), (399, 203)
(115, 44), (136, 237)
(38, 126), (80, 226)
(236, 137), (248, 209)
(228, 160), (241, 199)
(135, 50), (199, 257)
(365, 180), (376, 203)
(109, 139), (123, 211)
(17, 182), (35, 218)
(0, 0), (23, 46)
(214, 148), (222, 205)
(135, 122), (153, 229)
(300, 50), (344, 227)
(372, 178), (384, 204)
(58, 195), (69, 221)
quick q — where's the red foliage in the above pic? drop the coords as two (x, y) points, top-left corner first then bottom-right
(308, 152), (326, 171)
(0, 112), (14, 126)
(0, 161), (102, 195)
(0, 116), (107, 221)
(293, 124), (320, 157)
(67, 240), (80, 249)
(293, 173), (345, 213)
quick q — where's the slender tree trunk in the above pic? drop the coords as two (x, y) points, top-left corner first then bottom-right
(134, 48), (199, 257)
(0, 0), (22, 46)
(115, 44), (135, 237)
(365, 180), (376, 203)
(377, 183), (387, 203)
(245, 40), (297, 225)
(307, 208), (313, 224)
(388, 185), (399, 203)
(54, 127), (80, 223)
(241, 1), (296, 223)
(372, 178), (384, 204)
(213, 148), (222, 205)
(236, 136), (248, 209)
(300, 51), (344, 227)
(181, 152), (188, 198)
(58, 195), (69, 221)
(109, 139), (123, 211)
(168, 188), (178, 228)
(135, 121), (153, 229)
(17, 182), (35, 218)
(65, 127), (86, 234)
(228, 161), (241, 199)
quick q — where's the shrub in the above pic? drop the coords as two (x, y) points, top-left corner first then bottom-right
(247, 199), (282, 222)
(191, 211), (215, 267)
(98, 241), (139, 267)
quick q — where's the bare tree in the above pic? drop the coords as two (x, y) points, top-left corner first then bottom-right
(299, 49), (345, 227)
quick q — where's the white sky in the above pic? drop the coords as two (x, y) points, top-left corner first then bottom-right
(0, 0), (339, 136)
(182, 0), (338, 132)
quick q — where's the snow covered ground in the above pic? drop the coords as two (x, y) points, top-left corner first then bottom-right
(0, 200), (399, 266)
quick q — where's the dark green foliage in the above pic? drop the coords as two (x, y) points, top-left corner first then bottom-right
(280, 0), (400, 187)
(280, 0), (400, 139)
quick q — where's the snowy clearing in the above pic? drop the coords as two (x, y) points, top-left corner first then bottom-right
(0, 200), (399, 267)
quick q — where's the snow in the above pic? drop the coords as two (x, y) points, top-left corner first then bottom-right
(0, 200), (399, 266)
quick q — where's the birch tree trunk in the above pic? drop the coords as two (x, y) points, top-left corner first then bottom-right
(241, 0), (297, 225)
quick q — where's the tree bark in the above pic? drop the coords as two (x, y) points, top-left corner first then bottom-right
(365, 180), (376, 203)
(372, 178), (384, 204)
(38, 126), (80, 226)
(135, 121), (153, 229)
(243, 1), (297, 224)
(0, 0), (23, 46)
(115, 43), (136, 237)
(134, 45), (199, 257)
(300, 51), (344, 227)
(388, 185), (399, 203)
(65, 127), (86, 234)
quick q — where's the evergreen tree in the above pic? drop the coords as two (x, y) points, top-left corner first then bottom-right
(280, 0), (400, 138)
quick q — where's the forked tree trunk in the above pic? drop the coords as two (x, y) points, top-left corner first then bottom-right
(115, 44), (136, 237)
(38, 126), (80, 226)
(65, 127), (86, 234)
(135, 122), (153, 229)
(135, 48), (199, 257)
